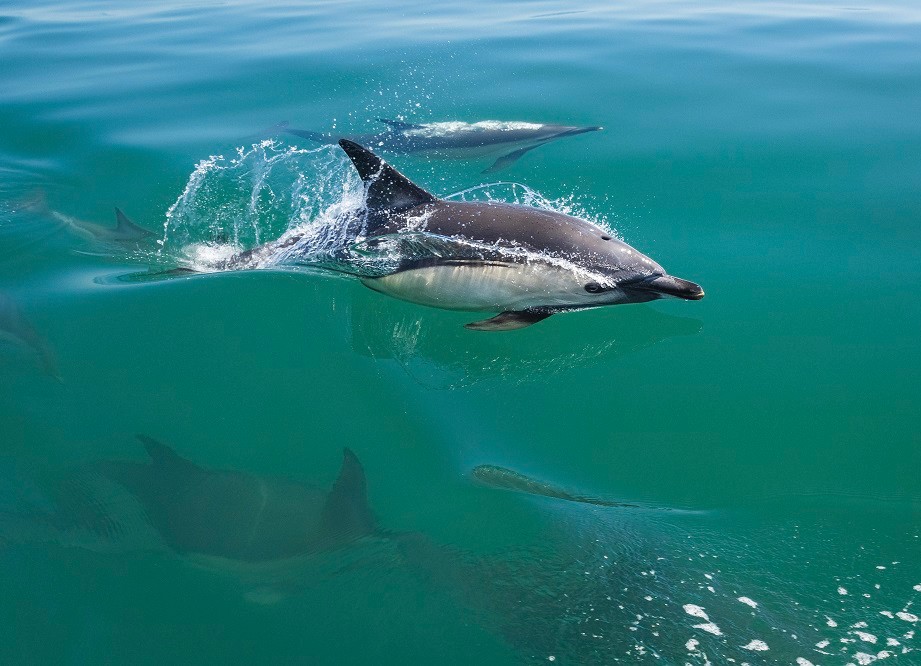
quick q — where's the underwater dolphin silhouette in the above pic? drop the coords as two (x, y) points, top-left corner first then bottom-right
(17, 191), (153, 244)
(284, 119), (602, 173)
(100, 436), (375, 563)
(0, 292), (60, 380)
(471, 465), (640, 508)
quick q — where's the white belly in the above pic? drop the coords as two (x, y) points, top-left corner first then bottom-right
(362, 261), (613, 312)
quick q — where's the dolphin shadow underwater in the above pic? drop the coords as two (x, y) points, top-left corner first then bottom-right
(0, 442), (869, 663)
(0, 437), (387, 604)
(345, 293), (702, 388)
(280, 118), (602, 173)
(0, 291), (60, 380)
(196, 139), (704, 331)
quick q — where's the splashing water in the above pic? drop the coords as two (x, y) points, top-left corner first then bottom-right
(157, 141), (363, 271)
(152, 141), (619, 281)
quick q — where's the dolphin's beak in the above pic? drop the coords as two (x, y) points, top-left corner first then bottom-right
(629, 275), (705, 300)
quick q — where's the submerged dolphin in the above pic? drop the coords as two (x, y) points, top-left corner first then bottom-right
(220, 140), (703, 331)
(100, 436), (375, 563)
(284, 119), (602, 173)
(18, 191), (153, 244)
(471, 465), (639, 508)
(53, 207), (154, 244)
(0, 292), (60, 380)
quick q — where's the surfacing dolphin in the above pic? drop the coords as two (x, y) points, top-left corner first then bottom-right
(100, 436), (376, 564)
(221, 140), (703, 331)
(284, 119), (602, 173)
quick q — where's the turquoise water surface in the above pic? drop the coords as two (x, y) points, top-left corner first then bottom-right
(1, 1), (920, 664)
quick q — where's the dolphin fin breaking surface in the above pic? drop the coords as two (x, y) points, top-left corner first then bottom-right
(338, 139), (436, 220)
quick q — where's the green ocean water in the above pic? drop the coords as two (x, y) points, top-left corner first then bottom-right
(1, 1), (920, 663)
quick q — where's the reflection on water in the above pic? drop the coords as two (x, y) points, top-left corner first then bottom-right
(347, 297), (701, 388)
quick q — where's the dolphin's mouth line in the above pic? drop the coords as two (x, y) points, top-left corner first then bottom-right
(621, 274), (705, 300)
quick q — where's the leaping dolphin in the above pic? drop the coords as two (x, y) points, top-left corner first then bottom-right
(219, 140), (703, 331)
(283, 119), (602, 173)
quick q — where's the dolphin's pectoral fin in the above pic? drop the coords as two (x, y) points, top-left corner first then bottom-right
(482, 143), (548, 174)
(376, 117), (424, 131)
(464, 310), (554, 331)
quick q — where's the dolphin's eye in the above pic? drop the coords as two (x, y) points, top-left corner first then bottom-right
(584, 282), (603, 293)
(600, 235), (612, 241)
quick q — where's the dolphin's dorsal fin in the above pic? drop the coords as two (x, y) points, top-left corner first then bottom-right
(376, 117), (424, 131)
(114, 208), (152, 237)
(338, 140), (436, 216)
(136, 435), (202, 476)
(320, 448), (375, 540)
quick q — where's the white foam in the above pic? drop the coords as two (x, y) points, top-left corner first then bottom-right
(740, 640), (768, 651)
(897, 612), (919, 623)
(827, 617), (839, 628)
(796, 659), (815, 666)
(694, 622), (723, 636)
(854, 631), (878, 644)
(404, 120), (545, 138)
(683, 604), (709, 620)
(913, 584), (921, 592)
(686, 638), (699, 651)
(839, 587), (849, 595)
(816, 640), (830, 648)
(738, 597), (758, 608)
(880, 611), (894, 618)
(854, 652), (876, 665)
(886, 638), (899, 646)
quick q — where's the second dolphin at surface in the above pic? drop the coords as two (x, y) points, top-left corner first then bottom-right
(283, 118), (601, 173)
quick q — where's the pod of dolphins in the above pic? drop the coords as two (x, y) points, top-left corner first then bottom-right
(1, 117), (708, 662)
